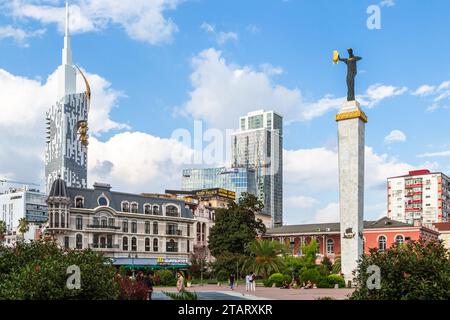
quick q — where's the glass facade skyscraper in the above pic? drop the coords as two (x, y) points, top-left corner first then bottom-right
(232, 110), (283, 227)
(181, 167), (256, 202)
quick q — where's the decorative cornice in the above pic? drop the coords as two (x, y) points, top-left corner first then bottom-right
(335, 109), (368, 123)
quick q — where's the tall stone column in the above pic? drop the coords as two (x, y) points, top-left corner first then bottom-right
(336, 100), (367, 286)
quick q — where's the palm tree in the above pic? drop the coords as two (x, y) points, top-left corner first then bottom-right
(18, 218), (29, 240)
(243, 240), (286, 278)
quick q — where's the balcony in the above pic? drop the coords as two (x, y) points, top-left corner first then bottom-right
(87, 224), (121, 230)
(89, 243), (120, 249)
(166, 229), (183, 236)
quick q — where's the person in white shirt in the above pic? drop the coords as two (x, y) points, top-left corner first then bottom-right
(245, 274), (251, 291)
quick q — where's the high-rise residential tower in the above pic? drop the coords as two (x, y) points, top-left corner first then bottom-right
(231, 110), (283, 228)
(45, 2), (89, 193)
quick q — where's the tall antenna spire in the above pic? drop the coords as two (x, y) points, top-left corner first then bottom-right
(62, 1), (72, 66)
(65, 1), (69, 37)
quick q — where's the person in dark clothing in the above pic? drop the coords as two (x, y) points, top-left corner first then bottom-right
(144, 274), (154, 300)
(229, 273), (235, 290)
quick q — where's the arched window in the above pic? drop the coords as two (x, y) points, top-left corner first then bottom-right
(166, 205), (179, 217)
(76, 234), (83, 249)
(49, 211), (53, 228)
(326, 239), (334, 254)
(131, 202), (138, 213)
(101, 217), (107, 228)
(166, 239), (178, 252)
(131, 221), (137, 233)
(395, 235), (404, 245)
(122, 201), (130, 212)
(123, 236), (128, 251)
(153, 238), (159, 252)
(201, 223), (206, 242)
(144, 204), (152, 215)
(153, 222), (158, 235)
(145, 238), (150, 252)
(153, 205), (160, 215)
(196, 222), (201, 241)
(378, 236), (387, 252)
(145, 221), (151, 234)
(122, 219), (128, 232)
(131, 237), (137, 251)
(75, 196), (84, 208)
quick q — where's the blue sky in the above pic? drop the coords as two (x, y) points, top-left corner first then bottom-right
(0, 0), (449, 225)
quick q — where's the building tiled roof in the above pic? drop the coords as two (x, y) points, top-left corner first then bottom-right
(433, 222), (450, 231)
(264, 217), (417, 235)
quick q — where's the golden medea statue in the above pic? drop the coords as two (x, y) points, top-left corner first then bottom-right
(333, 48), (362, 101)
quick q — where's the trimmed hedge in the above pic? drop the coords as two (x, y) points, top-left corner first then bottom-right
(155, 270), (176, 286)
(317, 274), (346, 288)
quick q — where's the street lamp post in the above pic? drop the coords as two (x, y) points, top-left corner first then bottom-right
(128, 253), (138, 278)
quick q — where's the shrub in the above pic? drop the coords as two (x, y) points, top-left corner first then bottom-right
(115, 276), (148, 300)
(327, 274), (345, 288)
(300, 268), (321, 284)
(155, 270), (176, 286)
(163, 290), (198, 300)
(267, 273), (291, 287)
(216, 270), (229, 282)
(351, 239), (450, 300)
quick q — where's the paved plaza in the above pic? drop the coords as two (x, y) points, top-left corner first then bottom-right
(153, 285), (354, 300)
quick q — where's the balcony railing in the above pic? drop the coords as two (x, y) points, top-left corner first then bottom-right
(89, 243), (120, 249)
(87, 224), (121, 230)
(166, 229), (182, 236)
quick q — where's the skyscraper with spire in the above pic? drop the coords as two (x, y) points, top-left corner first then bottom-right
(45, 2), (89, 193)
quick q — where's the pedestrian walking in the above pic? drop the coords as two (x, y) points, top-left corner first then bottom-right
(245, 273), (251, 291)
(144, 273), (154, 300)
(229, 273), (235, 290)
(250, 272), (256, 292)
(177, 271), (185, 292)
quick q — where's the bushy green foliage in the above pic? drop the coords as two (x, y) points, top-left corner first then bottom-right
(267, 273), (291, 287)
(351, 239), (450, 300)
(211, 252), (245, 279)
(208, 193), (266, 256)
(300, 268), (321, 284)
(0, 240), (119, 300)
(163, 290), (198, 300)
(155, 270), (176, 286)
(317, 274), (346, 288)
(331, 256), (341, 274)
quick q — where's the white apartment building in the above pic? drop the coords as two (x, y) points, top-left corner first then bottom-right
(387, 169), (450, 226)
(0, 188), (48, 232)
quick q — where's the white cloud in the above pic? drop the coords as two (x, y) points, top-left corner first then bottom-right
(413, 84), (435, 96)
(315, 202), (339, 223)
(417, 150), (450, 158)
(286, 196), (319, 209)
(3, 0), (180, 45)
(179, 48), (411, 128)
(179, 48), (303, 129)
(88, 132), (194, 192)
(365, 84), (408, 108)
(380, 0), (395, 7)
(0, 67), (126, 185)
(201, 22), (238, 45)
(384, 129), (406, 144)
(0, 25), (45, 46)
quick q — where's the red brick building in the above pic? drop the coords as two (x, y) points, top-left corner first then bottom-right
(262, 217), (439, 262)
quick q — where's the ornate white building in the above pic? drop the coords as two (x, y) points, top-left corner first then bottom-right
(45, 178), (195, 269)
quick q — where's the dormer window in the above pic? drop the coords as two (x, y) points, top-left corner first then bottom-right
(122, 201), (130, 212)
(144, 204), (152, 215)
(131, 202), (138, 213)
(75, 196), (84, 208)
(166, 205), (179, 217)
(97, 195), (109, 207)
(152, 205), (160, 215)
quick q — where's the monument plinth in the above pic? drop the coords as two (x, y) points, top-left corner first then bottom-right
(336, 100), (367, 286)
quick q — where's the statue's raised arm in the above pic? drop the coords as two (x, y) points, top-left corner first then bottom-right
(334, 48), (362, 101)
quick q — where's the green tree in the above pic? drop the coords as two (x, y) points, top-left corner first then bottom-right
(17, 218), (29, 239)
(351, 239), (450, 300)
(210, 252), (246, 280)
(243, 239), (285, 278)
(0, 221), (6, 241)
(208, 193), (266, 256)
(0, 240), (119, 300)
(331, 256), (341, 274)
